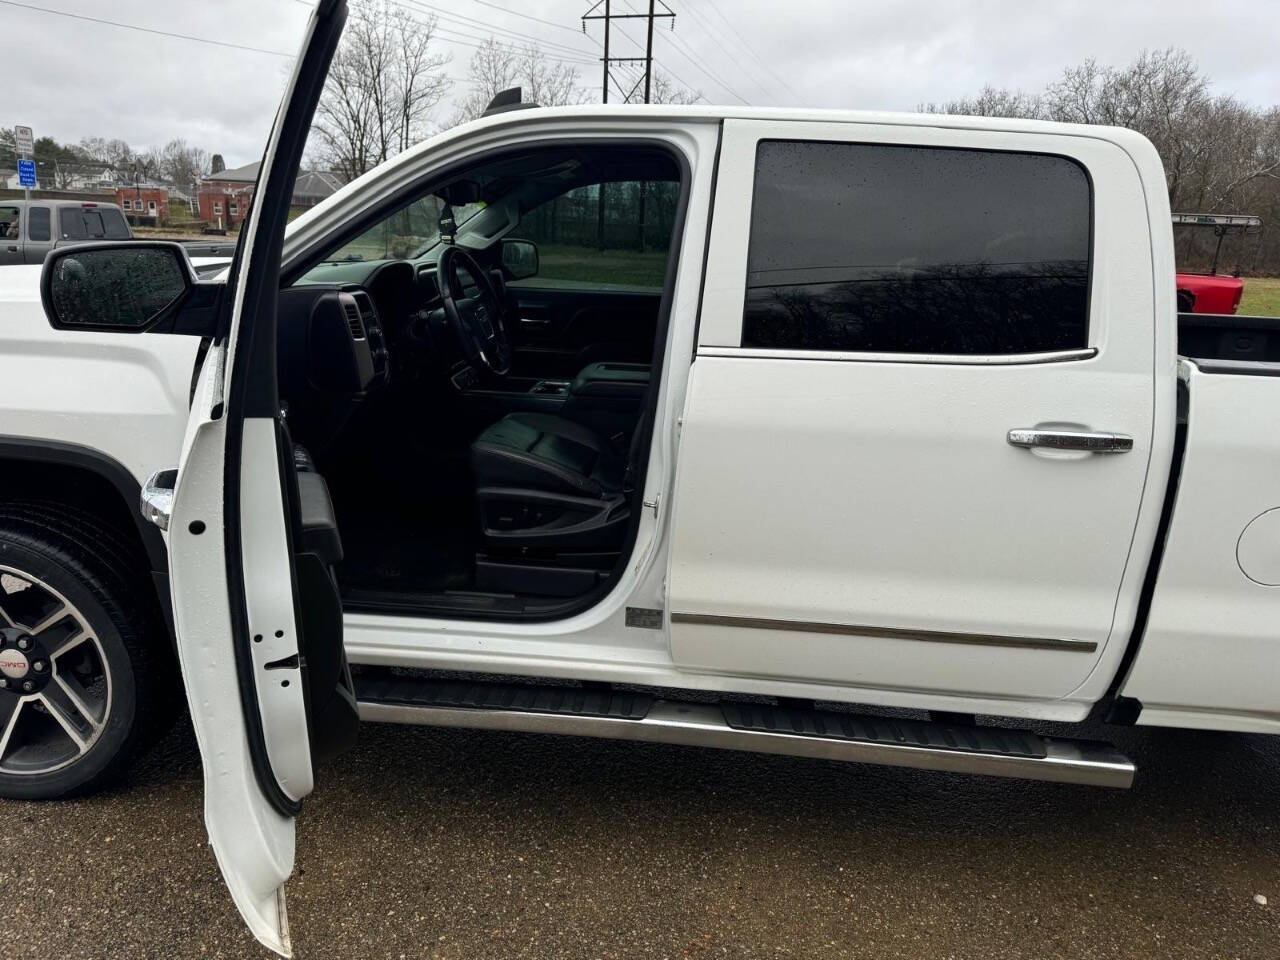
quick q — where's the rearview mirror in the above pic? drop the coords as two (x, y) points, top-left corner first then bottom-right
(502, 238), (539, 281)
(41, 241), (221, 336)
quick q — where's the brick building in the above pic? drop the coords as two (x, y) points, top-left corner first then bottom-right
(114, 187), (169, 224)
(197, 160), (257, 229)
(196, 161), (343, 229)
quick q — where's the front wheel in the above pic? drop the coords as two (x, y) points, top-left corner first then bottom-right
(0, 506), (171, 800)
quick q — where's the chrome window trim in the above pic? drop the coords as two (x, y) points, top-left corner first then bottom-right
(696, 345), (1098, 366)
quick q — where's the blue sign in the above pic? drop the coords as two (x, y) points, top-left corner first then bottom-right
(17, 159), (35, 188)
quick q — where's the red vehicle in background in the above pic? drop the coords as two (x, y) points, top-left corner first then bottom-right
(1174, 213), (1261, 314)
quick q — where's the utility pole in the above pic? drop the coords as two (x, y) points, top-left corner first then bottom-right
(582, 0), (675, 250)
(581, 0), (675, 105)
(643, 0), (656, 104)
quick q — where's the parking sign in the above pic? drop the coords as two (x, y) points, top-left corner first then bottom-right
(14, 125), (34, 157)
(17, 159), (36, 188)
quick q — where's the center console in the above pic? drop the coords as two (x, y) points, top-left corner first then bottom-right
(454, 362), (650, 436)
(561, 362), (650, 436)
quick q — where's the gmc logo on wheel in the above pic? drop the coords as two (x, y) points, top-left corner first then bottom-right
(0, 654), (28, 676)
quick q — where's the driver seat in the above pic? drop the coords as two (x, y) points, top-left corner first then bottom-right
(471, 413), (626, 499)
(470, 412), (632, 548)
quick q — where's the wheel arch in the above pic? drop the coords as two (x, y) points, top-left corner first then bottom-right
(0, 437), (173, 641)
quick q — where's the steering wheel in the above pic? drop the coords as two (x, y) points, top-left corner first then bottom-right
(437, 245), (512, 377)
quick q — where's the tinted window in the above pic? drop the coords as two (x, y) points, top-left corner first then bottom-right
(98, 208), (131, 239)
(58, 207), (130, 240)
(743, 141), (1091, 355)
(58, 208), (86, 240)
(27, 206), (50, 242)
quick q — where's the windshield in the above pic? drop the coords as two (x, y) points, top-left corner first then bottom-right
(320, 195), (485, 263)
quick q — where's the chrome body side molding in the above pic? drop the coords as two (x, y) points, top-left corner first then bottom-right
(669, 613), (1099, 653)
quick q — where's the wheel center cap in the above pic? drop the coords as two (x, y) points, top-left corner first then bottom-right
(0, 649), (29, 679)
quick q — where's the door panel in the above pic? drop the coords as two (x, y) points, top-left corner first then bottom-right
(507, 282), (660, 379)
(669, 119), (1171, 705)
(669, 355), (1153, 699)
(169, 354), (305, 950)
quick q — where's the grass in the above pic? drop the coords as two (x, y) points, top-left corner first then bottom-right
(1239, 277), (1280, 317)
(536, 243), (669, 287)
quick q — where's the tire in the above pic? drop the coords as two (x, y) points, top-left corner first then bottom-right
(0, 502), (173, 800)
(1177, 289), (1196, 312)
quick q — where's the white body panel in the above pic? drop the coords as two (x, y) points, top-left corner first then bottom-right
(1122, 360), (1280, 733)
(0, 263), (197, 480)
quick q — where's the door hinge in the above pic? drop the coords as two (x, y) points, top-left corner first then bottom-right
(642, 493), (660, 517)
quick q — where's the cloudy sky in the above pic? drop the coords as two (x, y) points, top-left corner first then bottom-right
(4, 0), (1278, 167)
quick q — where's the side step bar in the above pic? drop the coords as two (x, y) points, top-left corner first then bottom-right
(355, 677), (1135, 789)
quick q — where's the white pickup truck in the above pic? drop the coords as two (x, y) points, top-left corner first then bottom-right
(2, 3), (1278, 954)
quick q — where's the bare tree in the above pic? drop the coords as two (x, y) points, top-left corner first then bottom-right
(644, 71), (702, 105)
(77, 137), (136, 175)
(921, 85), (1043, 119)
(926, 48), (1280, 273)
(451, 38), (587, 125)
(312, 0), (452, 180)
(153, 138), (210, 187)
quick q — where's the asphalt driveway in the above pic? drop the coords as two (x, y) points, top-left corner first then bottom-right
(0, 717), (1275, 958)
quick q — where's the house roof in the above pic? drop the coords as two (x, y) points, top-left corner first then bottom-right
(201, 163), (345, 201)
(204, 160), (260, 183)
(294, 169), (344, 200)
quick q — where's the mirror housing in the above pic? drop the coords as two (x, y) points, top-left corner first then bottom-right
(41, 241), (223, 336)
(502, 238), (539, 281)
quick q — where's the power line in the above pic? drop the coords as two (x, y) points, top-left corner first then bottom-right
(614, 0), (750, 104)
(701, 0), (802, 101)
(673, 1), (775, 103)
(0, 0), (297, 58)
(385, 0), (596, 65)
(403, 0), (598, 61)
(467, 0), (590, 37)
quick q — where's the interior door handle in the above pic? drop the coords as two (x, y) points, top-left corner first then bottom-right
(1007, 429), (1133, 453)
(518, 316), (550, 327)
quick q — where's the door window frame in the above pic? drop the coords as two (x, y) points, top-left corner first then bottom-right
(279, 136), (701, 624)
(698, 119), (1151, 369)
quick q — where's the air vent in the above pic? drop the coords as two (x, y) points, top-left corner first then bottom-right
(352, 292), (377, 336)
(341, 298), (365, 340)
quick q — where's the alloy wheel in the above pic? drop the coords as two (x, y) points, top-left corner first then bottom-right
(0, 565), (112, 776)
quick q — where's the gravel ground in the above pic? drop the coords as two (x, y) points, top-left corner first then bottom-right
(0, 716), (1276, 959)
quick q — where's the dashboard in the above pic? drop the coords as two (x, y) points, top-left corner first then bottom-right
(276, 257), (465, 450)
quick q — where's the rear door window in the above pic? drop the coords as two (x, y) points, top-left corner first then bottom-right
(27, 206), (51, 242)
(742, 141), (1092, 356)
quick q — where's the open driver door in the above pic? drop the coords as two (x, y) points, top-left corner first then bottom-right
(41, 2), (359, 954)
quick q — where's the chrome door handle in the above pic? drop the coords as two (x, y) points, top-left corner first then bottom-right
(1007, 429), (1133, 453)
(518, 316), (550, 326)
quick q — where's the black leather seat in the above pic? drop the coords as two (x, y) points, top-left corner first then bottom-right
(471, 412), (625, 498)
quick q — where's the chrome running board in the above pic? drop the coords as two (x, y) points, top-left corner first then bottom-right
(355, 677), (1134, 788)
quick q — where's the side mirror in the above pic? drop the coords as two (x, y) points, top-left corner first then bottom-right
(41, 241), (222, 336)
(502, 238), (539, 281)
